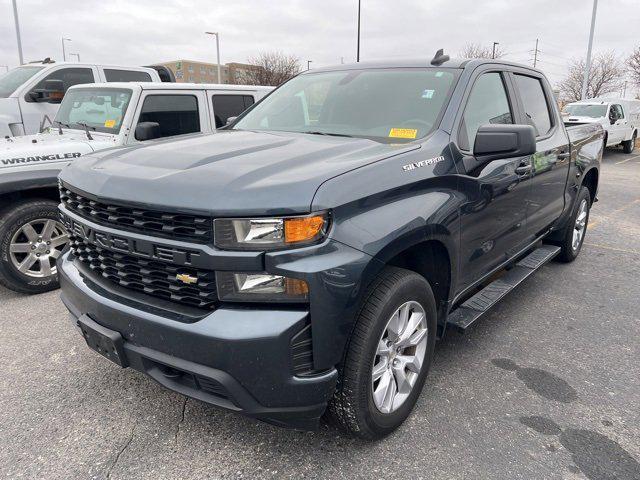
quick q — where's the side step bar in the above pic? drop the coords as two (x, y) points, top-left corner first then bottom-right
(446, 245), (561, 333)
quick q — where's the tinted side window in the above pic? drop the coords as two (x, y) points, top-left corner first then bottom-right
(514, 74), (552, 136)
(32, 68), (95, 94)
(104, 69), (152, 82)
(459, 72), (513, 151)
(610, 104), (624, 120)
(138, 95), (200, 139)
(212, 94), (255, 128)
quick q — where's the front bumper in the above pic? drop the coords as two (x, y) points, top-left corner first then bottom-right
(60, 254), (339, 430)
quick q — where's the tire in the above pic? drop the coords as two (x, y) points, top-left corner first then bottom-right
(0, 199), (69, 294)
(326, 266), (437, 439)
(602, 133), (608, 151)
(622, 131), (637, 154)
(556, 187), (591, 263)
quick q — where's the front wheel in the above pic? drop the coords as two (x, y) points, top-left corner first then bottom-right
(0, 199), (69, 294)
(556, 187), (591, 263)
(326, 267), (437, 439)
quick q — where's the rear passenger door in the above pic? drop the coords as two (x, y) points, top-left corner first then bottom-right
(510, 71), (570, 238)
(210, 92), (256, 128)
(128, 90), (207, 144)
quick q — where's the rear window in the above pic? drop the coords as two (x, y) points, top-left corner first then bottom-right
(212, 94), (255, 128)
(514, 74), (552, 136)
(104, 69), (152, 82)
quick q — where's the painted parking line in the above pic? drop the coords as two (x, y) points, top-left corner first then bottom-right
(615, 153), (640, 165)
(588, 198), (640, 229)
(584, 242), (640, 256)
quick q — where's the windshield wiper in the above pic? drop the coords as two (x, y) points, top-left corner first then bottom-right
(302, 131), (354, 138)
(75, 122), (95, 140)
(54, 120), (71, 135)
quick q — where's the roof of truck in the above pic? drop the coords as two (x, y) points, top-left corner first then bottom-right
(310, 57), (545, 75)
(68, 82), (273, 92)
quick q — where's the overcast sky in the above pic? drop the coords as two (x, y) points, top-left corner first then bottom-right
(1, 0), (638, 94)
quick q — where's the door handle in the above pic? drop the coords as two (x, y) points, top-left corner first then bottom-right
(515, 164), (532, 175)
(558, 152), (570, 160)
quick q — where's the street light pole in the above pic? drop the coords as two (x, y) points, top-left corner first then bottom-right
(307, 60), (312, 71)
(356, 0), (361, 62)
(70, 53), (80, 62)
(581, 0), (598, 100)
(205, 32), (222, 83)
(62, 37), (72, 62)
(492, 42), (499, 59)
(12, 0), (24, 65)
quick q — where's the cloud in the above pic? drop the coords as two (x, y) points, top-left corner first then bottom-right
(1, 0), (638, 91)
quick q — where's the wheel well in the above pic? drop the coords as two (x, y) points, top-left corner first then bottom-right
(387, 240), (451, 329)
(0, 187), (59, 207)
(582, 168), (598, 204)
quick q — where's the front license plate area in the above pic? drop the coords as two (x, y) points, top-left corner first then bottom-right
(78, 314), (128, 368)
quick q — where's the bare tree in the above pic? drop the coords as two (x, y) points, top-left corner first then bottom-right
(236, 51), (301, 86)
(557, 52), (624, 102)
(626, 46), (640, 87)
(459, 42), (505, 59)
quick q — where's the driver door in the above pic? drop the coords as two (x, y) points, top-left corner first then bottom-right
(455, 70), (533, 293)
(18, 66), (97, 134)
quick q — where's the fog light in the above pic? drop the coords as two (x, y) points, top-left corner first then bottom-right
(216, 272), (308, 303)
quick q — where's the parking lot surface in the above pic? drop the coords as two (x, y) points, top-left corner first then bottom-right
(1, 150), (639, 480)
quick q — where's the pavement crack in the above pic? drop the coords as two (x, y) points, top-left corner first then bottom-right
(174, 397), (188, 447)
(106, 421), (136, 479)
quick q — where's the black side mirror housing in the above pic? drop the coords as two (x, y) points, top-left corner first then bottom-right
(134, 122), (161, 141)
(29, 79), (65, 104)
(473, 124), (537, 162)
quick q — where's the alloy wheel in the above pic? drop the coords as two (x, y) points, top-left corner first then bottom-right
(371, 300), (429, 414)
(572, 199), (588, 252)
(9, 219), (69, 278)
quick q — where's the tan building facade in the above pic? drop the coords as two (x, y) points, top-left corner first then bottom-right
(153, 60), (260, 85)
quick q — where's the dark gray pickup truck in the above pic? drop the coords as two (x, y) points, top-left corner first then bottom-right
(57, 53), (603, 439)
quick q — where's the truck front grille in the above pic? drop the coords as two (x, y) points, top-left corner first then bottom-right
(69, 235), (218, 310)
(59, 183), (213, 243)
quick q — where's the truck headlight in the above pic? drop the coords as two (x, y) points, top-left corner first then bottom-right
(214, 212), (329, 250)
(216, 272), (308, 302)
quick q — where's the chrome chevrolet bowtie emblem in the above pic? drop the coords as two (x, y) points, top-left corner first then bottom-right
(176, 273), (198, 285)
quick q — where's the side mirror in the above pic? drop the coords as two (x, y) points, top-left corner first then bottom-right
(134, 122), (161, 141)
(225, 116), (238, 126)
(473, 124), (536, 162)
(609, 115), (616, 125)
(29, 79), (65, 104)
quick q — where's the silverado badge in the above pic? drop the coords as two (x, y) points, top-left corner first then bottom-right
(176, 273), (198, 285)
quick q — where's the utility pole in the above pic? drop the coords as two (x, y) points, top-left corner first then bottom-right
(533, 38), (540, 68)
(492, 42), (499, 59)
(581, 0), (598, 100)
(622, 81), (627, 98)
(12, 0), (24, 65)
(356, 0), (361, 62)
(205, 32), (222, 83)
(307, 60), (313, 71)
(62, 37), (72, 62)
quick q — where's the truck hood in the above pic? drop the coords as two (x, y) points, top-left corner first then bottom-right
(563, 116), (604, 125)
(1, 131), (116, 170)
(60, 130), (420, 215)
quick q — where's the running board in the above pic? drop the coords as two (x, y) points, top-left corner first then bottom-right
(447, 245), (561, 333)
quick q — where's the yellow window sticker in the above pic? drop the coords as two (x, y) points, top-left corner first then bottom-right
(389, 128), (417, 139)
(104, 120), (116, 128)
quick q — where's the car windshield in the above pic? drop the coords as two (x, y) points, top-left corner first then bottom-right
(563, 104), (607, 118)
(233, 68), (459, 143)
(0, 66), (45, 98)
(54, 88), (133, 134)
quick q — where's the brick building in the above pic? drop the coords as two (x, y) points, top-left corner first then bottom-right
(153, 60), (260, 85)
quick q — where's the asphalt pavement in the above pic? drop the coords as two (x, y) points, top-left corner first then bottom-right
(1, 149), (639, 480)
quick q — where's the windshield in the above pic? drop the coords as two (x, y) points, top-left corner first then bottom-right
(233, 68), (459, 143)
(0, 66), (45, 98)
(54, 88), (133, 134)
(563, 104), (607, 118)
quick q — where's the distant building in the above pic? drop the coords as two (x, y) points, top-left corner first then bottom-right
(153, 60), (261, 85)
